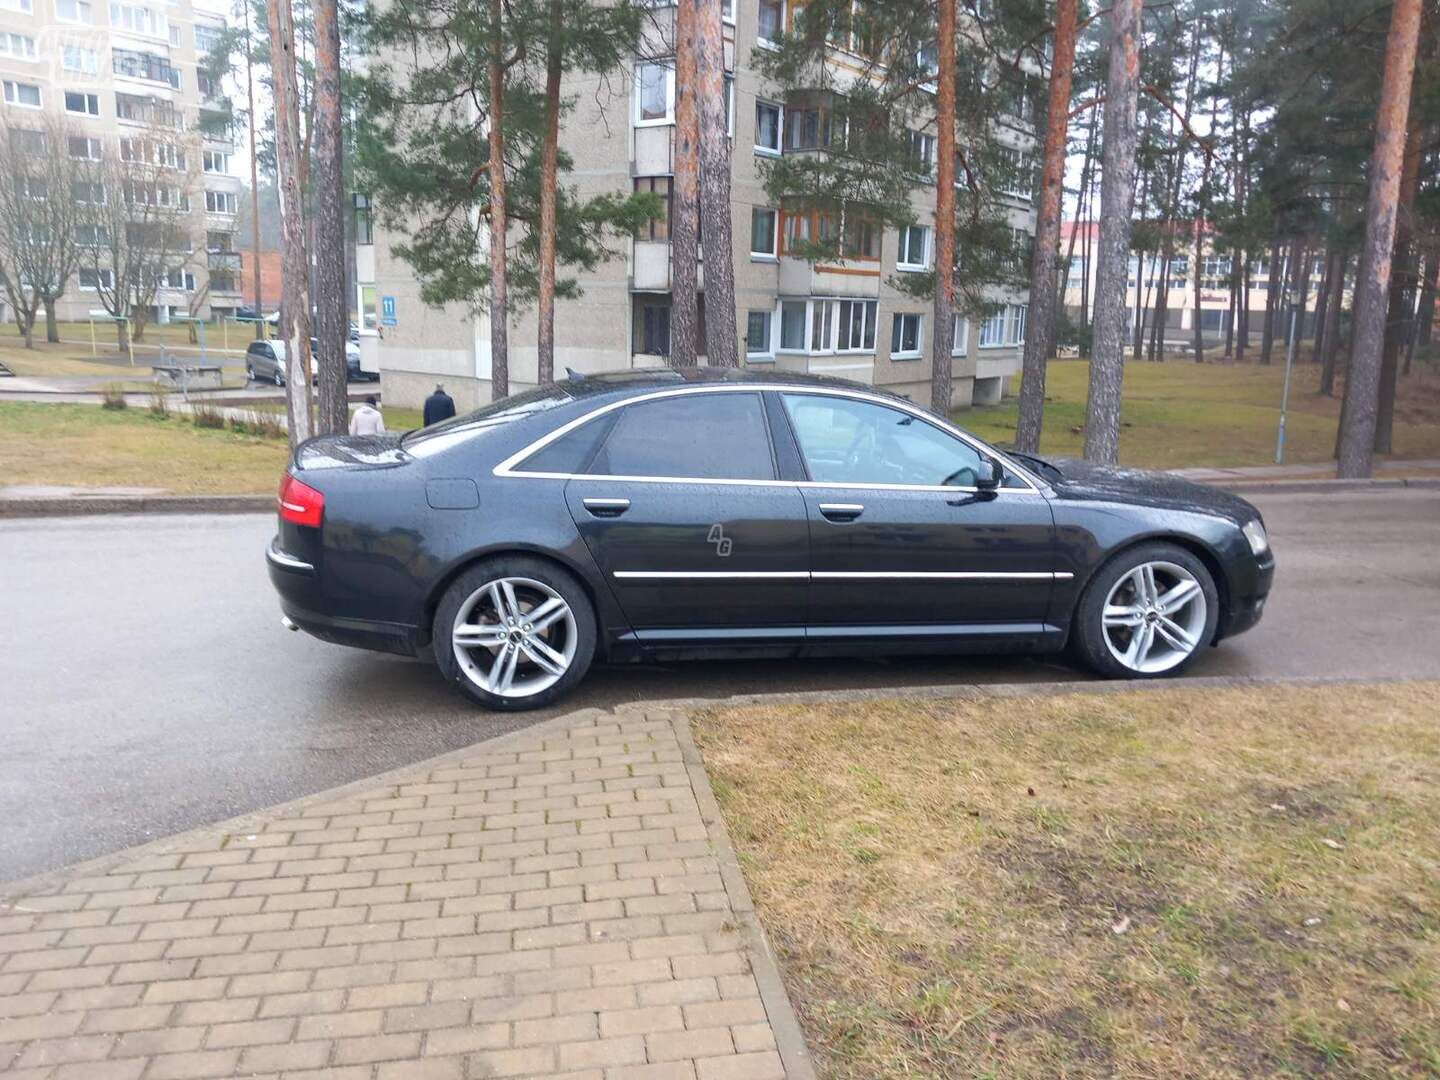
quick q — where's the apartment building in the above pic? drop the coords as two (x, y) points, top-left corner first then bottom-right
(1060, 221), (1331, 344)
(367, 0), (1040, 411)
(0, 0), (245, 322)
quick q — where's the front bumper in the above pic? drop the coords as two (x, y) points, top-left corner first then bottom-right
(267, 537), (419, 657)
(1219, 551), (1274, 640)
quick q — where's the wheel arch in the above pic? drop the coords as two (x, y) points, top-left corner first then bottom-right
(417, 545), (609, 650)
(1079, 532), (1232, 642)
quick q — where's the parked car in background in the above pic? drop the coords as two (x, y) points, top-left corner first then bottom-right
(266, 369), (1275, 712)
(310, 337), (374, 382)
(244, 340), (316, 387)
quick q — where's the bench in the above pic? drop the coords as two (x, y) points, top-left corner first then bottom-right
(152, 363), (224, 391)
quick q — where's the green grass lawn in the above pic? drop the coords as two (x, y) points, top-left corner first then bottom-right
(956, 358), (1440, 469)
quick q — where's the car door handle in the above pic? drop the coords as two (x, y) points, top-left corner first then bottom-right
(818, 502), (864, 522)
(582, 497), (630, 518)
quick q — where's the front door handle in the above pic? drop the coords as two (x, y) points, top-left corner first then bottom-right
(582, 497), (630, 518)
(818, 502), (864, 523)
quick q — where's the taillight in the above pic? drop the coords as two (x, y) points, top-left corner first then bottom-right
(278, 472), (324, 528)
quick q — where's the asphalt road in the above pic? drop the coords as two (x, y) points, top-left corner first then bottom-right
(3, 488), (1437, 885)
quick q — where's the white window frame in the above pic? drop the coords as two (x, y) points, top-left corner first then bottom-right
(1007, 303), (1028, 346)
(896, 224), (929, 271)
(62, 44), (99, 74)
(64, 90), (100, 116)
(68, 135), (103, 160)
(203, 149), (230, 174)
(749, 207), (778, 260)
(951, 314), (968, 356)
(3, 80), (42, 109)
(721, 0), (734, 24)
(909, 130), (935, 174)
(776, 297), (877, 356)
(995, 145), (1035, 201)
(56, 0), (92, 21)
(745, 309), (775, 359)
(0, 0), (34, 12)
(205, 189), (237, 214)
(78, 268), (114, 290)
(890, 312), (923, 359)
(756, 0), (784, 48)
(754, 99), (782, 156)
(0, 32), (38, 60)
(633, 61), (675, 128)
(978, 308), (1006, 348)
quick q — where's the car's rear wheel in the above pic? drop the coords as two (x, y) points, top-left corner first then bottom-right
(273, 368), (284, 387)
(433, 556), (596, 710)
(1072, 542), (1218, 679)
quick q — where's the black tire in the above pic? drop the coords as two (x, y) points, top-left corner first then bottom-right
(1071, 541), (1219, 680)
(273, 368), (284, 387)
(244, 364), (254, 383)
(432, 555), (596, 711)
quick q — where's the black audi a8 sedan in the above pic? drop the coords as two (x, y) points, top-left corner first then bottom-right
(266, 368), (1274, 710)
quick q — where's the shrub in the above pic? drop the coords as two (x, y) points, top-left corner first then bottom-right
(148, 389), (168, 418)
(192, 403), (226, 429)
(101, 384), (127, 410)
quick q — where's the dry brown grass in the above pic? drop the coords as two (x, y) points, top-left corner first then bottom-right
(692, 683), (1440, 1079)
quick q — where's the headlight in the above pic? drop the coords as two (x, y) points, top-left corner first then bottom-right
(1242, 519), (1269, 556)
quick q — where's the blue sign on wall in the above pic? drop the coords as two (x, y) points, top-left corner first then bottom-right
(381, 296), (397, 326)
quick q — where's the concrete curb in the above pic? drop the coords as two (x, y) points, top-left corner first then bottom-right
(0, 493), (273, 518)
(1212, 476), (1440, 495)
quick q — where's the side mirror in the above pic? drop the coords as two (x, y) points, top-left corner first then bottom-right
(974, 457), (1000, 491)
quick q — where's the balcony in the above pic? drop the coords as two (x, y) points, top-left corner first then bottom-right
(207, 251), (242, 272)
(113, 49), (180, 90)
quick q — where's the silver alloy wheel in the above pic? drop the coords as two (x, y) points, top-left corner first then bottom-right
(1101, 560), (1207, 674)
(451, 576), (577, 699)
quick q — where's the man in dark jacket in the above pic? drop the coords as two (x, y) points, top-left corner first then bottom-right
(423, 384), (456, 426)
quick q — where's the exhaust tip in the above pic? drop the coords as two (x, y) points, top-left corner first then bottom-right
(281, 615), (299, 632)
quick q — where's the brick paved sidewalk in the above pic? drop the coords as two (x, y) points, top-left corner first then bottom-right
(0, 708), (813, 1080)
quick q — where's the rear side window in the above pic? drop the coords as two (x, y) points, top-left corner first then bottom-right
(588, 393), (775, 480)
(516, 412), (617, 474)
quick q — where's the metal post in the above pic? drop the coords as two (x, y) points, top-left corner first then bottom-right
(1276, 303), (1298, 464)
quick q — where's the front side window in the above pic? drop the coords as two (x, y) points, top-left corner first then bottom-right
(890, 313), (922, 357)
(590, 393), (774, 481)
(750, 207), (777, 256)
(783, 394), (983, 487)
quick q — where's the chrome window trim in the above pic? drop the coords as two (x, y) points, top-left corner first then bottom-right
(612, 570), (1073, 582)
(493, 383), (1045, 495)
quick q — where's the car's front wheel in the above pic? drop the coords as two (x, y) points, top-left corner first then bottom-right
(433, 556), (596, 711)
(1072, 542), (1219, 679)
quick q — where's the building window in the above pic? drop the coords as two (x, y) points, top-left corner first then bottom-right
(979, 309), (1006, 348)
(909, 130), (935, 174)
(777, 298), (876, 354)
(837, 299), (876, 351)
(352, 193), (373, 246)
(633, 177), (672, 241)
(841, 216), (879, 261)
(206, 230), (232, 251)
(994, 145), (1036, 200)
(897, 224), (929, 270)
(757, 0), (783, 44)
(205, 190), (238, 214)
(0, 0), (34, 11)
(640, 303), (670, 355)
(78, 268), (114, 290)
(75, 224), (109, 245)
(56, 0), (92, 19)
(1007, 303), (1028, 345)
(755, 100), (782, 155)
(635, 62), (673, 126)
(68, 135), (103, 160)
(72, 180), (105, 204)
(779, 300), (807, 351)
(17, 175), (47, 199)
(65, 91), (100, 116)
(951, 314), (968, 356)
(113, 48), (180, 88)
(116, 93), (181, 127)
(890, 313), (922, 357)
(746, 310), (773, 357)
(202, 150), (230, 173)
(163, 268), (196, 290)
(63, 45), (99, 74)
(0, 32), (37, 59)
(785, 107), (835, 151)
(195, 23), (221, 52)
(750, 208), (777, 258)
(109, 2), (166, 37)
(3, 81), (42, 108)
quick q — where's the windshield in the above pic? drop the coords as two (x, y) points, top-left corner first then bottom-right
(400, 384), (577, 448)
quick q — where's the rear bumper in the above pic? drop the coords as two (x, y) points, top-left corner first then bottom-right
(267, 537), (419, 657)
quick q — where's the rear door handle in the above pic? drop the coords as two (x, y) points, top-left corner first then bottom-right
(582, 497), (630, 518)
(818, 502), (864, 522)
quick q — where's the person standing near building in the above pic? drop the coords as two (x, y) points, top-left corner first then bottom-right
(424, 384), (456, 426)
(349, 395), (386, 436)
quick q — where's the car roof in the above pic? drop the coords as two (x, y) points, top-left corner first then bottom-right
(560, 366), (920, 407)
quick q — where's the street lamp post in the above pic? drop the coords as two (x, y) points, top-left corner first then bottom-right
(1276, 287), (1299, 464)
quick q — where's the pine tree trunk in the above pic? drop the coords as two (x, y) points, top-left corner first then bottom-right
(312, 0), (347, 435)
(1337, 0), (1422, 478)
(1060, 113), (1097, 337)
(670, 0), (699, 367)
(1013, 0), (1076, 452)
(1084, 0), (1144, 465)
(487, 0), (510, 399)
(536, 2), (563, 386)
(1374, 112), (1422, 454)
(1295, 244), (1313, 350)
(1313, 248), (1333, 363)
(1224, 256), (1237, 358)
(695, 0), (735, 367)
(43, 297), (58, 344)
(245, 0), (264, 337)
(1238, 255), (1251, 359)
(1260, 239), (1280, 363)
(267, 0), (315, 445)
(1416, 245), (1437, 348)
(1320, 254), (1347, 396)
(930, 0), (957, 414)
